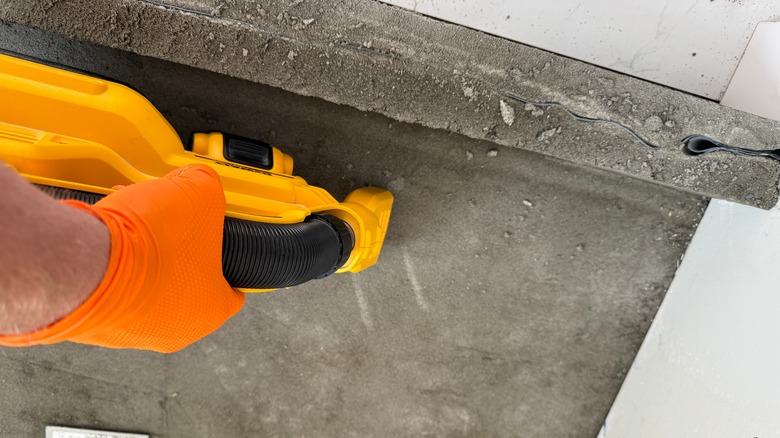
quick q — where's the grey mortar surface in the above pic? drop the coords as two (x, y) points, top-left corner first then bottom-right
(0, 24), (706, 437)
(1, 0), (779, 207)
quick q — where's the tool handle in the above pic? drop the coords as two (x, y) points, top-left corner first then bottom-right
(36, 184), (354, 290)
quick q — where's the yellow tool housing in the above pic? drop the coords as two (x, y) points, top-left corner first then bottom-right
(0, 53), (393, 291)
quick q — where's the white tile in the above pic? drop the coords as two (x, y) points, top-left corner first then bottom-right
(721, 22), (780, 122)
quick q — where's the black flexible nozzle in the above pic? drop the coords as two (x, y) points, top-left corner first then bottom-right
(37, 185), (354, 289)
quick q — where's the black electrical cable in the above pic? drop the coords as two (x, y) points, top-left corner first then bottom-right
(504, 93), (659, 150)
(681, 134), (780, 162)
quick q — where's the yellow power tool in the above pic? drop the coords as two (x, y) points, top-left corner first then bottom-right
(0, 53), (393, 292)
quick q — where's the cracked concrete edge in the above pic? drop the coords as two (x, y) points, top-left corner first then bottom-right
(2, 0), (778, 207)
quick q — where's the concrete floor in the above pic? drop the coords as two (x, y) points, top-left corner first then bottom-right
(0, 28), (705, 437)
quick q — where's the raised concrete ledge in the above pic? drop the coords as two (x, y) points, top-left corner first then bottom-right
(2, 0), (778, 207)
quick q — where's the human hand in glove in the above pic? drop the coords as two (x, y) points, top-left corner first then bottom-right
(0, 163), (245, 353)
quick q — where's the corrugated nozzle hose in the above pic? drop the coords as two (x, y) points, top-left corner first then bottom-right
(37, 185), (354, 289)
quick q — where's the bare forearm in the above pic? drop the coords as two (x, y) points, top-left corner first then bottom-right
(0, 164), (110, 334)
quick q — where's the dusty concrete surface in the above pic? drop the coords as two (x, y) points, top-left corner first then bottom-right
(0, 27), (705, 437)
(1, 0), (778, 207)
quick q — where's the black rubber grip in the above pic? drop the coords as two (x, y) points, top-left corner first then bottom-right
(36, 185), (104, 204)
(37, 185), (354, 289)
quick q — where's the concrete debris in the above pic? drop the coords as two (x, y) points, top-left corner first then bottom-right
(524, 103), (544, 117)
(210, 3), (225, 16)
(287, 50), (298, 60)
(242, 48), (248, 57)
(465, 150), (474, 160)
(537, 127), (561, 142)
(461, 81), (476, 101)
(499, 99), (515, 126)
(523, 199), (534, 207)
(487, 149), (499, 157)
(644, 115), (663, 131)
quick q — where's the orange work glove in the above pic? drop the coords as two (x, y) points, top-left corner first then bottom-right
(0, 164), (245, 353)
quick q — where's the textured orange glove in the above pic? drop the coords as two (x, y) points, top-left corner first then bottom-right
(0, 164), (245, 353)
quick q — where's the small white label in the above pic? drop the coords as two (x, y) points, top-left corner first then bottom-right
(46, 426), (149, 438)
